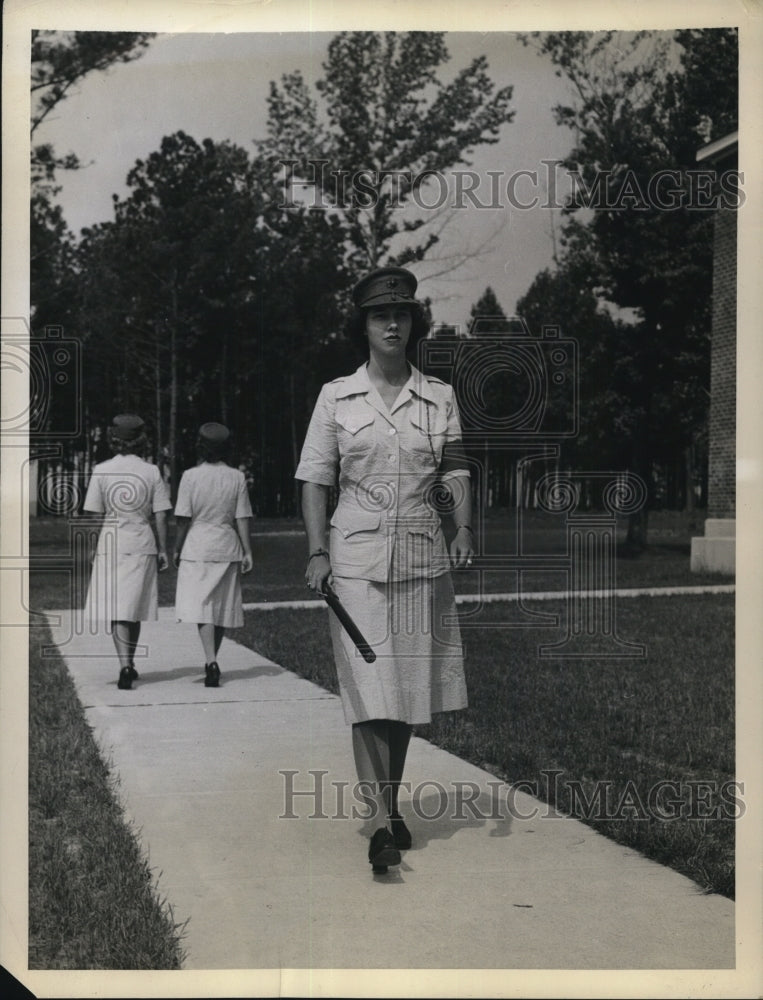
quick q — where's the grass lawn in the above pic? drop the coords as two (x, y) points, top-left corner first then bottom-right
(28, 628), (187, 968)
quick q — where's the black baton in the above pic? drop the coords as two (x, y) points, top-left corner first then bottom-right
(322, 585), (376, 663)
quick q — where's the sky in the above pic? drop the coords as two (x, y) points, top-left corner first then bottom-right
(34, 30), (579, 329)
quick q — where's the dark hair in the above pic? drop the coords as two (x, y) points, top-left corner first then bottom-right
(344, 304), (430, 359)
(196, 436), (230, 463)
(107, 429), (148, 456)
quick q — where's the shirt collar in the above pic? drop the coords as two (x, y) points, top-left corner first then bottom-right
(334, 364), (372, 399)
(334, 363), (436, 403)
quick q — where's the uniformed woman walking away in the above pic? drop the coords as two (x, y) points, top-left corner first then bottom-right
(83, 414), (171, 690)
(173, 423), (253, 687)
(295, 267), (474, 874)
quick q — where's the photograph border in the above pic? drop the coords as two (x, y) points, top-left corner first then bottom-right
(3, 1), (761, 997)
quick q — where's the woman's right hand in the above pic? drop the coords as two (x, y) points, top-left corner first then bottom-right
(305, 551), (333, 594)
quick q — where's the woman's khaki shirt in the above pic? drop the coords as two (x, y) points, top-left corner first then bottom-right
(295, 363), (470, 582)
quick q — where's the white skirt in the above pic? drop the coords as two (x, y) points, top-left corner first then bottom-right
(328, 573), (468, 725)
(175, 560), (243, 628)
(83, 552), (158, 624)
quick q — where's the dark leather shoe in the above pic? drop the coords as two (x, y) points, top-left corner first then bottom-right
(368, 826), (400, 873)
(127, 664), (139, 682)
(204, 662), (221, 688)
(389, 812), (412, 850)
(117, 666), (133, 690)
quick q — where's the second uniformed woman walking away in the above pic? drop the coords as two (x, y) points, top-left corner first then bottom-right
(173, 423), (253, 687)
(295, 267), (474, 874)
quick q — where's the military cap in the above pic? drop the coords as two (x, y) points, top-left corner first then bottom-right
(199, 422), (230, 444)
(110, 413), (145, 441)
(352, 266), (419, 309)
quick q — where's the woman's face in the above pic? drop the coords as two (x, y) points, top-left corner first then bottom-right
(365, 305), (412, 357)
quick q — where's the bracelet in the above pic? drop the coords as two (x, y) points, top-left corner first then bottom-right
(455, 525), (473, 533)
(308, 548), (330, 561)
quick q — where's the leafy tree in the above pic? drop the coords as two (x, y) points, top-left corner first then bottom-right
(76, 132), (266, 491)
(31, 31), (156, 225)
(74, 131), (348, 508)
(519, 29), (737, 544)
(468, 286), (515, 335)
(31, 31), (154, 139)
(258, 31), (515, 276)
(518, 261), (633, 471)
(661, 28), (738, 159)
(30, 31), (155, 447)
(30, 32), (155, 300)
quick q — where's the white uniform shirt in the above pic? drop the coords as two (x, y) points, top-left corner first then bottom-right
(175, 462), (253, 562)
(295, 362), (470, 582)
(83, 454), (171, 555)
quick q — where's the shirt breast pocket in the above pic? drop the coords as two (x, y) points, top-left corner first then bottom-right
(406, 406), (448, 463)
(335, 404), (376, 456)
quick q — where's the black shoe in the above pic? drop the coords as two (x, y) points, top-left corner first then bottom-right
(388, 812), (412, 850)
(127, 663), (139, 682)
(204, 662), (221, 688)
(368, 826), (400, 873)
(117, 666), (133, 690)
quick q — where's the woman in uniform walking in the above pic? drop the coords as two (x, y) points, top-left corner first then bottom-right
(295, 267), (474, 874)
(83, 413), (171, 690)
(173, 423), (253, 687)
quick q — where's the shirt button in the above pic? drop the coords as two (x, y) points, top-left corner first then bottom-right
(388, 427), (396, 435)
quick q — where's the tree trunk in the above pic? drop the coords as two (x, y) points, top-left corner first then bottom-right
(169, 277), (178, 501)
(154, 340), (162, 466)
(220, 325), (228, 423)
(626, 414), (651, 552)
(685, 443), (696, 512)
(626, 507), (649, 551)
(289, 370), (300, 516)
(626, 319), (656, 551)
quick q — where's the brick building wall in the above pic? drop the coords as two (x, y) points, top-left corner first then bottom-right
(707, 204), (737, 518)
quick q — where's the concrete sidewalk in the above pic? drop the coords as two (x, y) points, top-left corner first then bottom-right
(44, 608), (734, 970)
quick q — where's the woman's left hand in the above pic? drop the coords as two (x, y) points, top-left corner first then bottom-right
(157, 551), (169, 572)
(241, 553), (253, 575)
(450, 527), (474, 569)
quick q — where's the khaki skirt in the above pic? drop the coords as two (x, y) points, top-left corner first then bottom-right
(84, 552), (158, 624)
(328, 573), (468, 725)
(175, 559), (243, 628)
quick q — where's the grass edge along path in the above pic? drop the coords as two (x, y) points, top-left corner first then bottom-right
(28, 623), (187, 970)
(239, 590), (735, 899)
